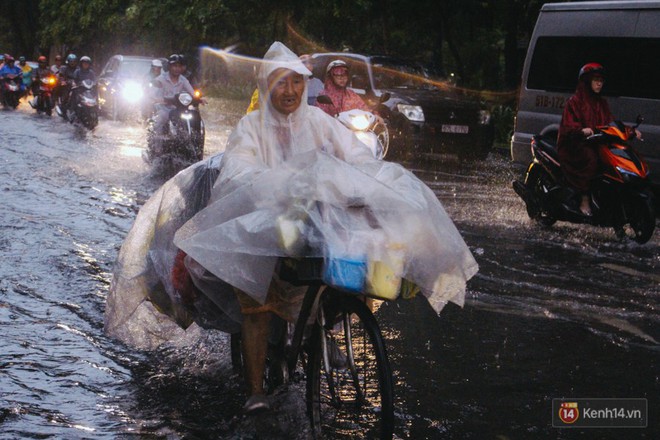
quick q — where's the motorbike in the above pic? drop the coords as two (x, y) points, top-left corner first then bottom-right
(1, 74), (24, 109)
(65, 79), (99, 130)
(31, 75), (58, 116)
(316, 94), (390, 160)
(512, 116), (655, 243)
(145, 90), (205, 167)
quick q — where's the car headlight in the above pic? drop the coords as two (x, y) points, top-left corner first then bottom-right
(120, 81), (144, 103)
(478, 109), (491, 125)
(397, 104), (424, 122)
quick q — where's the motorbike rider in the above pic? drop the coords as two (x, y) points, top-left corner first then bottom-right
(150, 54), (197, 139)
(18, 56), (33, 97)
(57, 54), (78, 115)
(0, 55), (25, 101)
(72, 56), (96, 83)
(29, 56), (53, 108)
(50, 54), (63, 75)
(557, 63), (641, 216)
(147, 59), (163, 83)
(316, 59), (369, 116)
(141, 59), (164, 119)
(67, 56), (96, 111)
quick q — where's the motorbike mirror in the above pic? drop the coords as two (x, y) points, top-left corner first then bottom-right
(316, 95), (332, 105)
(379, 92), (391, 103)
(635, 114), (644, 127)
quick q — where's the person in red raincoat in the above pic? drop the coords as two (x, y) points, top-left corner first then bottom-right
(316, 59), (369, 116)
(557, 63), (613, 216)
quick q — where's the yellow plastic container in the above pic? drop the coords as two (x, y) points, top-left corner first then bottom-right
(365, 242), (405, 300)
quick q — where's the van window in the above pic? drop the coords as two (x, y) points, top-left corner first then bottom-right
(527, 37), (660, 99)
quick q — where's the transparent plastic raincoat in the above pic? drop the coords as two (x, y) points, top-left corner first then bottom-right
(105, 42), (478, 350)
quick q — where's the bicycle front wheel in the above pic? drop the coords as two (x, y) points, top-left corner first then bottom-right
(306, 292), (394, 439)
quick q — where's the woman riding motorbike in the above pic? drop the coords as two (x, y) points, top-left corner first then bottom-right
(557, 63), (641, 216)
(316, 59), (369, 116)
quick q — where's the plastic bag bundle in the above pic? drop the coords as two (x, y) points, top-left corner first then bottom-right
(175, 150), (478, 313)
(104, 154), (224, 349)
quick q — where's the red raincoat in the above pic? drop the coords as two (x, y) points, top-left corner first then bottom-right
(557, 78), (613, 192)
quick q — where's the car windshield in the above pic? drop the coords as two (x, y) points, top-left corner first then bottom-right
(371, 59), (432, 90)
(120, 59), (152, 78)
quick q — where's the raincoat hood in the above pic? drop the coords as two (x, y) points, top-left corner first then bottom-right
(258, 41), (311, 84)
(257, 42), (312, 122)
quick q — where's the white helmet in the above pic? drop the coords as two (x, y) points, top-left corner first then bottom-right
(326, 59), (348, 75)
(151, 59), (162, 68)
(80, 56), (91, 64)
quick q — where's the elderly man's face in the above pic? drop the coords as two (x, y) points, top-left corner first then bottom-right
(268, 68), (305, 115)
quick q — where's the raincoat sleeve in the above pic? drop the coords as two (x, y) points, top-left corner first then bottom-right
(213, 114), (270, 195)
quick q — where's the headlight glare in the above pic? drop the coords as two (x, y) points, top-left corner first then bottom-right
(121, 81), (144, 103)
(178, 93), (193, 106)
(478, 109), (491, 125)
(397, 104), (424, 122)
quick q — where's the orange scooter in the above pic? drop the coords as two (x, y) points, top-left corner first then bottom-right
(513, 116), (655, 243)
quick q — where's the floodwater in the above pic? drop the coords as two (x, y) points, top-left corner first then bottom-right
(0, 102), (658, 439)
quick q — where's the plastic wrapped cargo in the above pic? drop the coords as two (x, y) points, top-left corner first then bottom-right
(104, 154), (228, 350)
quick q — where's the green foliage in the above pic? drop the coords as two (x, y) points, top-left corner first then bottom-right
(491, 104), (516, 148)
(30, 0), (563, 92)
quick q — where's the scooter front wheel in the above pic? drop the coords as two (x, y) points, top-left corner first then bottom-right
(617, 190), (656, 244)
(523, 165), (557, 226)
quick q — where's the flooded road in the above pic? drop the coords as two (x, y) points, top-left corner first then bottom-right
(0, 103), (658, 439)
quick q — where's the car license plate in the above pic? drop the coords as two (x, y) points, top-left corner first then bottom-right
(441, 124), (469, 134)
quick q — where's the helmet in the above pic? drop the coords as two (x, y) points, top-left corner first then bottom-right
(66, 54), (77, 64)
(19, 56), (25, 62)
(168, 54), (183, 65)
(151, 59), (163, 68)
(55, 54), (62, 61)
(5, 55), (14, 63)
(578, 63), (605, 80)
(326, 59), (348, 75)
(80, 56), (91, 64)
(38, 55), (47, 65)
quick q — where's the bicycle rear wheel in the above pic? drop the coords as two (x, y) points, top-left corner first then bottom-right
(306, 292), (394, 439)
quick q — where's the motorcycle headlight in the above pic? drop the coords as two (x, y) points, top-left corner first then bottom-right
(478, 109), (491, 125)
(180, 113), (193, 120)
(178, 93), (193, 106)
(121, 81), (144, 103)
(82, 95), (97, 106)
(616, 166), (643, 181)
(350, 114), (371, 130)
(397, 104), (425, 122)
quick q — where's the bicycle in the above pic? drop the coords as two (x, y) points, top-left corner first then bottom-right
(231, 256), (396, 439)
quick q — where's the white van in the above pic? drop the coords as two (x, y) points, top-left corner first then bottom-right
(511, 1), (660, 187)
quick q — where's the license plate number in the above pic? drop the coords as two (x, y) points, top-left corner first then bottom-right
(441, 124), (469, 134)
